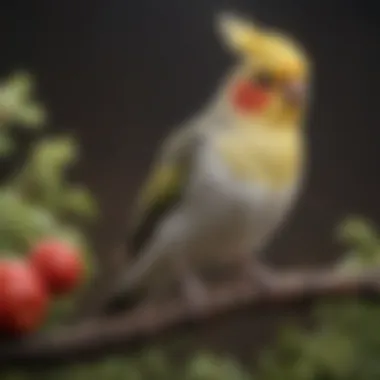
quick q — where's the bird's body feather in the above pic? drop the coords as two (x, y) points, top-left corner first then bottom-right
(99, 13), (312, 314)
(109, 115), (304, 309)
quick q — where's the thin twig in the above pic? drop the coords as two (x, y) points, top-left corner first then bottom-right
(0, 268), (379, 369)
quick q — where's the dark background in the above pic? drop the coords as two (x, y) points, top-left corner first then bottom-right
(2, 0), (380, 358)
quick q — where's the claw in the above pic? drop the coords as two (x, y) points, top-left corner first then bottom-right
(243, 259), (282, 291)
(181, 274), (209, 314)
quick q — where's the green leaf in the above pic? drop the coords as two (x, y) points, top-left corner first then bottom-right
(0, 74), (30, 115)
(0, 132), (15, 157)
(337, 217), (379, 256)
(0, 71), (46, 129)
(13, 102), (46, 128)
(5, 72), (33, 102)
(0, 190), (58, 254)
(12, 136), (79, 209)
(60, 185), (98, 221)
(29, 136), (78, 173)
(187, 352), (250, 380)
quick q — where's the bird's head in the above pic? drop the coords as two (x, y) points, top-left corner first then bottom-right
(216, 13), (311, 127)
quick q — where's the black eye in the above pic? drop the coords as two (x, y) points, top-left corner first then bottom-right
(255, 72), (276, 88)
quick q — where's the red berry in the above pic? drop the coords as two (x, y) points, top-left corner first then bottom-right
(0, 259), (48, 334)
(231, 80), (270, 113)
(29, 239), (84, 296)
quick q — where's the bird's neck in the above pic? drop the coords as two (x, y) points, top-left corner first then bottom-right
(213, 122), (305, 190)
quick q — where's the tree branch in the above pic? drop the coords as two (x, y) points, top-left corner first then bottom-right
(1, 268), (380, 369)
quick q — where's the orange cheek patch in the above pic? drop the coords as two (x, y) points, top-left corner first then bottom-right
(231, 80), (270, 113)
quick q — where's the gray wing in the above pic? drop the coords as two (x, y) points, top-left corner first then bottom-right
(126, 123), (205, 255)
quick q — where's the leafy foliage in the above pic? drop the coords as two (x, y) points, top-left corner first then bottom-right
(0, 72), (98, 328)
(254, 217), (380, 380)
(0, 350), (251, 380)
(0, 72), (45, 157)
(2, 72), (380, 379)
(0, 72), (45, 128)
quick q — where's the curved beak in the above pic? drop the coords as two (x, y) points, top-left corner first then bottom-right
(283, 81), (307, 105)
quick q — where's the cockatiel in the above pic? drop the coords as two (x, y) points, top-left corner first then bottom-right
(99, 13), (312, 314)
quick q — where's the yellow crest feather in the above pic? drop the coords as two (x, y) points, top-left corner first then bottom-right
(216, 12), (309, 81)
(216, 13), (263, 55)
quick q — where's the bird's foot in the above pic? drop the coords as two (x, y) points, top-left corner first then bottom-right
(181, 275), (209, 315)
(243, 261), (283, 292)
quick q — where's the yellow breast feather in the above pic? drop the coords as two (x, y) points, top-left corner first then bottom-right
(215, 126), (303, 189)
